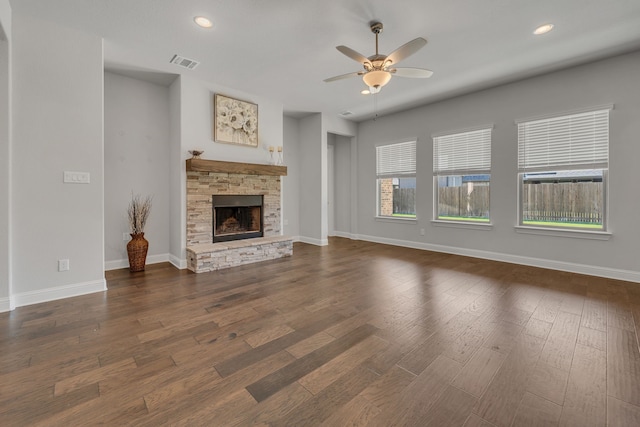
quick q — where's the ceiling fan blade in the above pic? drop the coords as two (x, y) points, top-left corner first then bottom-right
(323, 71), (363, 83)
(336, 46), (372, 65)
(389, 67), (433, 78)
(386, 37), (427, 66)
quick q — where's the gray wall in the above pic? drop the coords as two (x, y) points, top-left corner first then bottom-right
(11, 13), (105, 305)
(298, 113), (325, 244)
(357, 50), (640, 280)
(295, 114), (358, 245)
(283, 115), (300, 238)
(104, 72), (171, 268)
(333, 134), (352, 236)
(323, 115), (358, 241)
(327, 133), (335, 235)
(0, 0), (10, 310)
(169, 77), (182, 267)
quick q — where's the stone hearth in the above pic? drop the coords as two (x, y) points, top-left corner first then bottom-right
(187, 236), (292, 272)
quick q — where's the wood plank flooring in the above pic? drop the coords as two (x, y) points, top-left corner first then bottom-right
(2, 237), (640, 426)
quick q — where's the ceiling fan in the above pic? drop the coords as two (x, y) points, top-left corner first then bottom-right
(324, 22), (433, 94)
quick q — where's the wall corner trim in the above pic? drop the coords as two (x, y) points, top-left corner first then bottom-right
(298, 236), (329, 246)
(169, 254), (187, 270)
(333, 231), (355, 239)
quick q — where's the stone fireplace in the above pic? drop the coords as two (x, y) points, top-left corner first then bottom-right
(185, 159), (292, 272)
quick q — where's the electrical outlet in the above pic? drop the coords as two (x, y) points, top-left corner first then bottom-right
(284, 219), (289, 226)
(63, 171), (90, 184)
(420, 228), (425, 236)
(58, 259), (69, 272)
(123, 232), (130, 241)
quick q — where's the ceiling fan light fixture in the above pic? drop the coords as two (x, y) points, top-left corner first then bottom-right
(324, 21), (431, 93)
(363, 70), (391, 90)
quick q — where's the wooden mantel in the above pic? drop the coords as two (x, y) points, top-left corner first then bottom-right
(186, 158), (287, 176)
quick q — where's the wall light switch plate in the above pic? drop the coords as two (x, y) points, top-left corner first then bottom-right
(123, 232), (130, 241)
(63, 171), (90, 184)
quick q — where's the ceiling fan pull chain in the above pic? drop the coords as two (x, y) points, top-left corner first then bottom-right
(373, 93), (379, 121)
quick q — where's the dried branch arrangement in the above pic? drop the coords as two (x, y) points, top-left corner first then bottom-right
(127, 193), (152, 234)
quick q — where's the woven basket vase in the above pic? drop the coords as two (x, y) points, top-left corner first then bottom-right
(127, 233), (149, 272)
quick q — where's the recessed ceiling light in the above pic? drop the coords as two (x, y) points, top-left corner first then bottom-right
(194, 16), (213, 29)
(533, 23), (554, 35)
(361, 89), (371, 95)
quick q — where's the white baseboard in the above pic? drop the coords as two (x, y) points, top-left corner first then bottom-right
(0, 296), (11, 313)
(290, 235), (302, 243)
(356, 234), (640, 283)
(12, 278), (107, 308)
(169, 254), (187, 270)
(298, 236), (329, 246)
(105, 253), (172, 271)
(333, 231), (354, 239)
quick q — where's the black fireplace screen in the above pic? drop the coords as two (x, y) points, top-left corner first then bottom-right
(212, 195), (263, 242)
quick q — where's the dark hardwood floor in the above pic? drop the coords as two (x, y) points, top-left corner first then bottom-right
(2, 237), (640, 426)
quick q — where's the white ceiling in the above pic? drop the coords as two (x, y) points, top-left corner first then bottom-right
(10, 0), (640, 121)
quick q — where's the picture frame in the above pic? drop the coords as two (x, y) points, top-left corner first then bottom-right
(214, 94), (259, 147)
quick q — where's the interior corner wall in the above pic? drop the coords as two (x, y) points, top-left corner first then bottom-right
(323, 114), (358, 139)
(324, 115), (357, 242)
(104, 72), (171, 269)
(356, 50), (640, 281)
(11, 13), (105, 306)
(327, 133), (336, 236)
(0, 0), (11, 311)
(298, 113), (325, 245)
(283, 115), (300, 238)
(168, 76), (184, 267)
(333, 135), (352, 235)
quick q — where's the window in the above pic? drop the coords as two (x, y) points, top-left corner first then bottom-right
(517, 108), (610, 230)
(376, 140), (416, 218)
(433, 127), (492, 222)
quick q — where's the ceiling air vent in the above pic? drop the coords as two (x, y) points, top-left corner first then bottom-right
(170, 54), (200, 70)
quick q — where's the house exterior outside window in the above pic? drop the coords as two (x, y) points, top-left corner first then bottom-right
(517, 108), (610, 231)
(376, 140), (416, 218)
(433, 127), (492, 223)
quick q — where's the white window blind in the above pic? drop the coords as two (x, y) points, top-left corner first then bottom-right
(518, 109), (609, 171)
(376, 140), (416, 177)
(433, 128), (492, 174)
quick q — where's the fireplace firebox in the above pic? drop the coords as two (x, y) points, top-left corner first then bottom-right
(212, 195), (263, 242)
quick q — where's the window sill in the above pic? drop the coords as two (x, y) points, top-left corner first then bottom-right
(514, 226), (612, 240)
(431, 220), (493, 231)
(375, 216), (417, 223)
